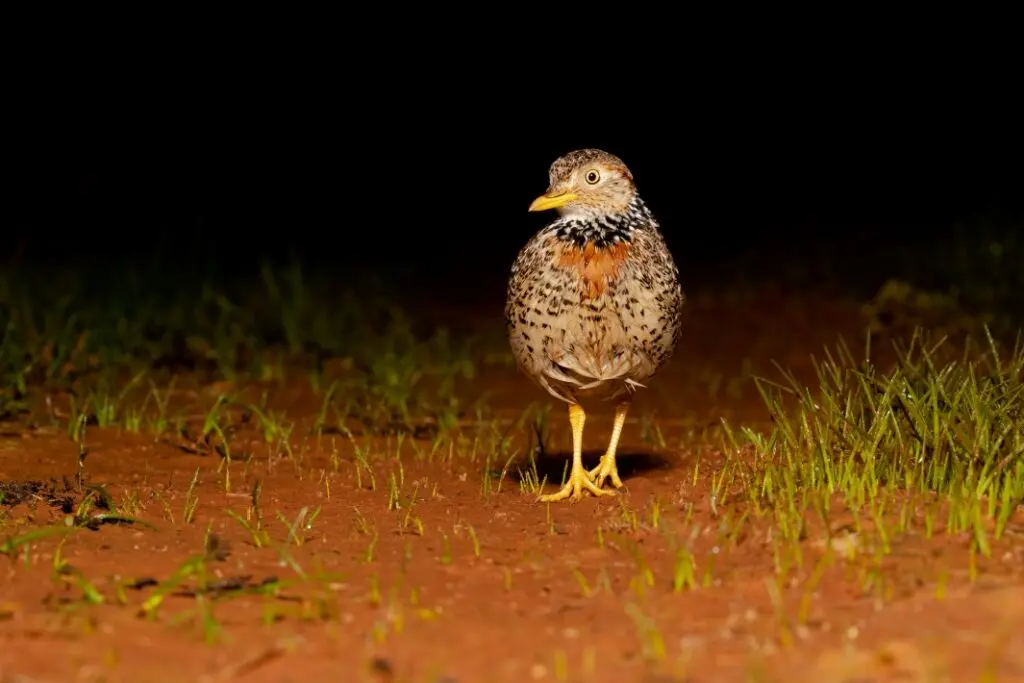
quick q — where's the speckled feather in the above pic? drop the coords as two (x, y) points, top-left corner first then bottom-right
(505, 149), (685, 405)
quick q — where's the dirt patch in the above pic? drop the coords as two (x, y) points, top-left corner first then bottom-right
(0, 478), (78, 512)
(1, 294), (1022, 682)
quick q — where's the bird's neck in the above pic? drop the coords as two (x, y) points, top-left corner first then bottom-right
(546, 196), (655, 249)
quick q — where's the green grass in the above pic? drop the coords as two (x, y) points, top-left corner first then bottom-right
(4, 256), (1024, 564)
(0, 258), (490, 440)
(3, 228), (1024, 680)
(725, 327), (1024, 537)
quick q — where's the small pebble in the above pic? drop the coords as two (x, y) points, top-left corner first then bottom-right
(368, 657), (394, 682)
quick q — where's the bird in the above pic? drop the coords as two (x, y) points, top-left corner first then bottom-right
(505, 148), (685, 502)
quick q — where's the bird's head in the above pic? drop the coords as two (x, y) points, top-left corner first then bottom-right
(528, 149), (637, 219)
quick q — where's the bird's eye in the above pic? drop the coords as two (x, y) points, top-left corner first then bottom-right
(584, 169), (600, 184)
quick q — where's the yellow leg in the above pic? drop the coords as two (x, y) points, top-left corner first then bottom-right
(588, 401), (629, 489)
(539, 403), (614, 503)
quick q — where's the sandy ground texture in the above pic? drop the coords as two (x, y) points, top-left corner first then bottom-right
(2, 292), (1023, 683)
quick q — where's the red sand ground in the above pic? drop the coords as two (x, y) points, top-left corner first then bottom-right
(2, 292), (1023, 682)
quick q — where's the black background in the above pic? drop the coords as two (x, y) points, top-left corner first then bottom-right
(7, 53), (1022, 306)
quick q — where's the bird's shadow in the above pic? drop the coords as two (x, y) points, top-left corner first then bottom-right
(518, 448), (673, 488)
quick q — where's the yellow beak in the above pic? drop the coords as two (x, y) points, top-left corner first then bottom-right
(528, 191), (577, 212)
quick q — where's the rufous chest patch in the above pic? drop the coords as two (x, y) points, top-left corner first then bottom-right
(552, 240), (632, 299)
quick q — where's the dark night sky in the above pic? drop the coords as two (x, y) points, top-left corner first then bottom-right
(7, 62), (1023, 299)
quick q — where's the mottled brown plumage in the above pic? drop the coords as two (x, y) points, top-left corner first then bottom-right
(505, 149), (685, 502)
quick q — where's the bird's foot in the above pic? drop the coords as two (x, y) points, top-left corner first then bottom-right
(539, 461), (614, 503)
(588, 453), (624, 490)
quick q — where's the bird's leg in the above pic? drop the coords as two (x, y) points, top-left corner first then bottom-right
(539, 402), (614, 503)
(589, 401), (629, 489)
